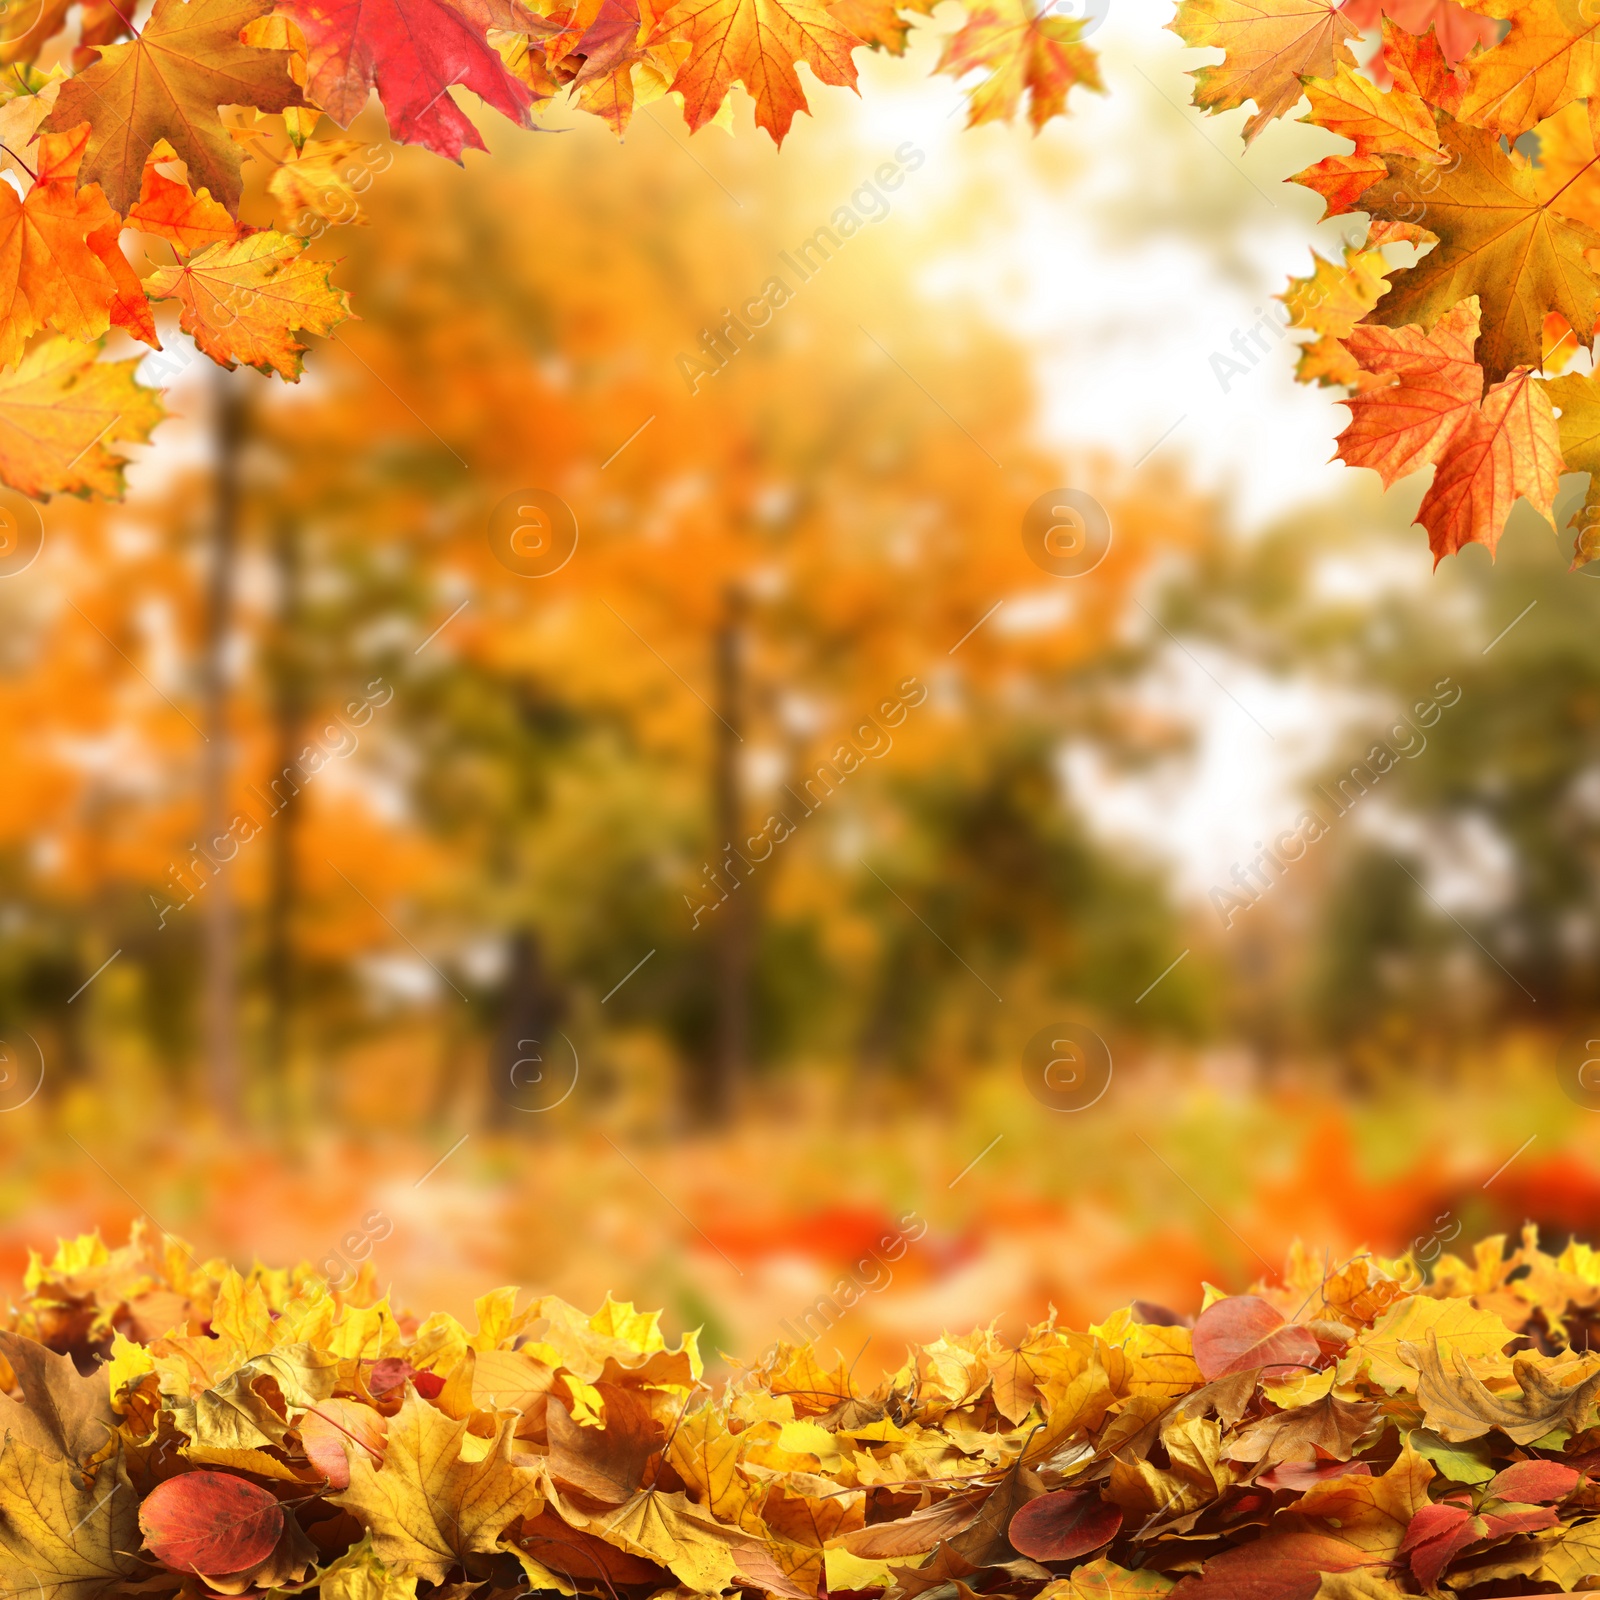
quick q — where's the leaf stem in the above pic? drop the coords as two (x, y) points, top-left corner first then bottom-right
(0, 143), (38, 183)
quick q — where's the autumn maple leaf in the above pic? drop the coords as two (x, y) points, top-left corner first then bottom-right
(0, 1437), (145, 1594)
(125, 153), (242, 255)
(1170, 0), (1359, 142)
(42, 0), (305, 216)
(937, 0), (1102, 131)
(272, 0), (538, 159)
(1336, 297), (1485, 483)
(1303, 57), (1440, 159)
(0, 337), (164, 499)
(144, 231), (353, 380)
(332, 1394), (544, 1582)
(1362, 115), (1600, 384)
(1543, 369), (1600, 564)
(649, 0), (862, 142)
(1457, 0), (1600, 137)
(1337, 299), (1562, 561)
(827, 0), (936, 52)
(0, 125), (130, 369)
(1291, 43), (1444, 215)
(1339, 0), (1495, 71)
(1281, 243), (1393, 385)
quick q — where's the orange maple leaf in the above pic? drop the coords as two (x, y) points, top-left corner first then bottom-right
(937, 0), (1102, 131)
(1362, 115), (1600, 384)
(649, 0), (862, 142)
(0, 123), (133, 370)
(1170, 0), (1359, 142)
(1337, 298), (1562, 561)
(1337, 297), (1486, 484)
(1457, 0), (1600, 138)
(126, 154), (241, 257)
(827, 0), (936, 52)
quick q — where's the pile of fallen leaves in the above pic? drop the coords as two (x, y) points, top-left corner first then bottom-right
(14, 1225), (1600, 1598)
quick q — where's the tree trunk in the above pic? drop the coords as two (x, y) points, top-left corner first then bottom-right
(264, 512), (302, 1118)
(485, 928), (563, 1131)
(705, 585), (749, 1123)
(203, 369), (247, 1125)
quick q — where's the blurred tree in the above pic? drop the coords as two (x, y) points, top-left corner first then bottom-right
(0, 105), (1218, 1125)
(1159, 481), (1600, 1070)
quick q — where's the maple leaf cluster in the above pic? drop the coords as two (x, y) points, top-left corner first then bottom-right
(0, 0), (1104, 505)
(1169, 0), (1600, 567)
(16, 1222), (1600, 1598)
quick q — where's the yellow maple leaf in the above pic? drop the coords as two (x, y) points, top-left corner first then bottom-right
(1341, 1292), (1516, 1390)
(318, 1538), (420, 1600)
(143, 231), (352, 381)
(333, 1394), (544, 1582)
(0, 1439), (143, 1599)
(0, 336), (163, 501)
(1282, 244), (1395, 387)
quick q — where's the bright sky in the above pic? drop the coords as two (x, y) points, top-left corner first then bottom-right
(831, 0), (1430, 903)
(128, 5), (1428, 911)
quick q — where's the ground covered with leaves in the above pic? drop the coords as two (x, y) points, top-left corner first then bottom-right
(13, 1225), (1600, 1598)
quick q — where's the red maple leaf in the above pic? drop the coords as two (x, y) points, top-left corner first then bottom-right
(274, 0), (536, 158)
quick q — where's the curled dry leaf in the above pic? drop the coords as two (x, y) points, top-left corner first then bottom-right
(1404, 1333), (1600, 1443)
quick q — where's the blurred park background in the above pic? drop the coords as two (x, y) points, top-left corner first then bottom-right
(4, 0), (1600, 1378)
